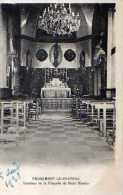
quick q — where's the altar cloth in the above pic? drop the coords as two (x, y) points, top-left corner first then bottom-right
(41, 87), (71, 98)
(41, 78), (71, 98)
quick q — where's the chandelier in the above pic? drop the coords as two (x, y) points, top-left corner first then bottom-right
(38, 4), (81, 36)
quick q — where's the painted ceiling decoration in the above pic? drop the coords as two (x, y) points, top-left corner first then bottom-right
(36, 49), (48, 61)
(64, 49), (76, 61)
(49, 43), (62, 67)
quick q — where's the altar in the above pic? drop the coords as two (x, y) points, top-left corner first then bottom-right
(41, 78), (71, 98)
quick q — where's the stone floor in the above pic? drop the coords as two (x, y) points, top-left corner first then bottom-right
(0, 112), (114, 166)
(0, 112), (116, 195)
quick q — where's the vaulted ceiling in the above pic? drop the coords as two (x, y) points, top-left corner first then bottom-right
(2, 3), (115, 44)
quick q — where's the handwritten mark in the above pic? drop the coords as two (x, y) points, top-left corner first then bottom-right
(0, 161), (21, 188)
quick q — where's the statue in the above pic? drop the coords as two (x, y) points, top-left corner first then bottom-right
(94, 44), (106, 66)
(49, 43), (62, 68)
(53, 43), (59, 67)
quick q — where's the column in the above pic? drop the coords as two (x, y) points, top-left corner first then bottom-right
(111, 9), (116, 89)
(0, 5), (7, 97)
(107, 8), (113, 89)
(8, 15), (19, 96)
(115, 0), (123, 166)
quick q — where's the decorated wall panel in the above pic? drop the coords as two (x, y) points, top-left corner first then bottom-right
(21, 40), (80, 69)
(21, 39), (92, 69)
(33, 42), (78, 69)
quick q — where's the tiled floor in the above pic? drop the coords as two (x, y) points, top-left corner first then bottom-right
(0, 112), (114, 166)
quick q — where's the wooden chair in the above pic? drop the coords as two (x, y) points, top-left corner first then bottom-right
(28, 102), (38, 120)
(105, 108), (116, 146)
(0, 102), (17, 143)
(0, 101), (28, 144)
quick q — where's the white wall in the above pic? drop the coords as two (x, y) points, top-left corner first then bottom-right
(20, 5), (93, 69)
(107, 9), (116, 89)
(111, 11), (116, 89)
(21, 39), (92, 69)
(32, 42), (79, 69)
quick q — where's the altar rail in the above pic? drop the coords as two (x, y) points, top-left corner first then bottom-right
(41, 98), (72, 112)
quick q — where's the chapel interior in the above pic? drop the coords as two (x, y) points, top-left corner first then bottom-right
(0, 3), (116, 165)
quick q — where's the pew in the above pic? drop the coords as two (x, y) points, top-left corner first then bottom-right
(0, 101), (17, 142)
(0, 101), (30, 143)
(72, 98), (116, 147)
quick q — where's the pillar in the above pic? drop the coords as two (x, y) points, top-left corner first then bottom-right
(107, 8), (113, 89)
(8, 15), (18, 96)
(115, 0), (123, 167)
(0, 5), (7, 98)
(111, 9), (116, 89)
(107, 7), (116, 91)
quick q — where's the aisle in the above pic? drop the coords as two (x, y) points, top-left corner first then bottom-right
(0, 113), (114, 166)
